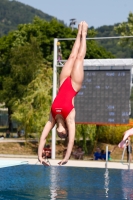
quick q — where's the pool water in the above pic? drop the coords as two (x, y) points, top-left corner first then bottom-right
(0, 165), (133, 200)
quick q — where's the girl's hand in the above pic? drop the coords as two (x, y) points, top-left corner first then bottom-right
(38, 157), (50, 166)
(58, 159), (68, 166)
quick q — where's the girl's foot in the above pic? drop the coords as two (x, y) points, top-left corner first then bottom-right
(78, 21), (83, 36)
(82, 21), (88, 36)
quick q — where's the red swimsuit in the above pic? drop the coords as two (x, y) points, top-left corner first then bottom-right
(51, 77), (78, 119)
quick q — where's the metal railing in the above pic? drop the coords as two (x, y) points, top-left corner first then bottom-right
(105, 145), (108, 168)
(121, 139), (131, 170)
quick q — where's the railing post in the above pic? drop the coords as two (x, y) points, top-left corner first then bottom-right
(105, 145), (108, 168)
(128, 140), (131, 170)
(51, 38), (58, 159)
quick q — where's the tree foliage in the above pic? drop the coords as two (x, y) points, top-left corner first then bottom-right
(76, 124), (97, 153)
(97, 125), (130, 144)
(94, 23), (133, 58)
(1, 38), (43, 106)
(12, 62), (53, 138)
(114, 12), (133, 49)
(0, 17), (114, 108)
(0, 35), (45, 130)
(0, 16), (116, 147)
(0, 0), (132, 59)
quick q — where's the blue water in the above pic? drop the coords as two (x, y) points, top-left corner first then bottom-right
(0, 165), (133, 200)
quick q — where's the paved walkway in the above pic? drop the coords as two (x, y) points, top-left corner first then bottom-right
(0, 138), (38, 143)
(0, 154), (132, 169)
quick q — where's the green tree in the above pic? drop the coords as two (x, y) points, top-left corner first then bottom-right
(12, 63), (53, 139)
(0, 16), (116, 145)
(114, 12), (133, 49)
(75, 124), (97, 153)
(0, 37), (45, 130)
(0, 17), (114, 130)
(97, 125), (130, 144)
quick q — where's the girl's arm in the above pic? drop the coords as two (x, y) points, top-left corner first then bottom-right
(58, 109), (75, 165)
(38, 113), (55, 165)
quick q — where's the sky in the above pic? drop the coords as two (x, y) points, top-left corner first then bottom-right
(17, 0), (133, 28)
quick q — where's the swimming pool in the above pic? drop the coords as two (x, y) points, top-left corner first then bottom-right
(0, 165), (133, 200)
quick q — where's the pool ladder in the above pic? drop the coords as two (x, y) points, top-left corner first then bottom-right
(121, 140), (131, 170)
(105, 144), (131, 170)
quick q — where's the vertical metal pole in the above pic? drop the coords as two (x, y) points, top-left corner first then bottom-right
(105, 145), (108, 168)
(128, 140), (131, 170)
(51, 38), (58, 159)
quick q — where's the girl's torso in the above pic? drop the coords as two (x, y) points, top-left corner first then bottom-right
(51, 77), (77, 119)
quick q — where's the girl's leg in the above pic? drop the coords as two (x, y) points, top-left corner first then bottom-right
(59, 22), (83, 86)
(71, 21), (88, 91)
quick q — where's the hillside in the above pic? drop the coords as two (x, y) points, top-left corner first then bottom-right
(95, 24), (132, 58)
(0, 0), (64, 36)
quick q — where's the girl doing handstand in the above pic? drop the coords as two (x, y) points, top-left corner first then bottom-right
(38, 21), (88, 166)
